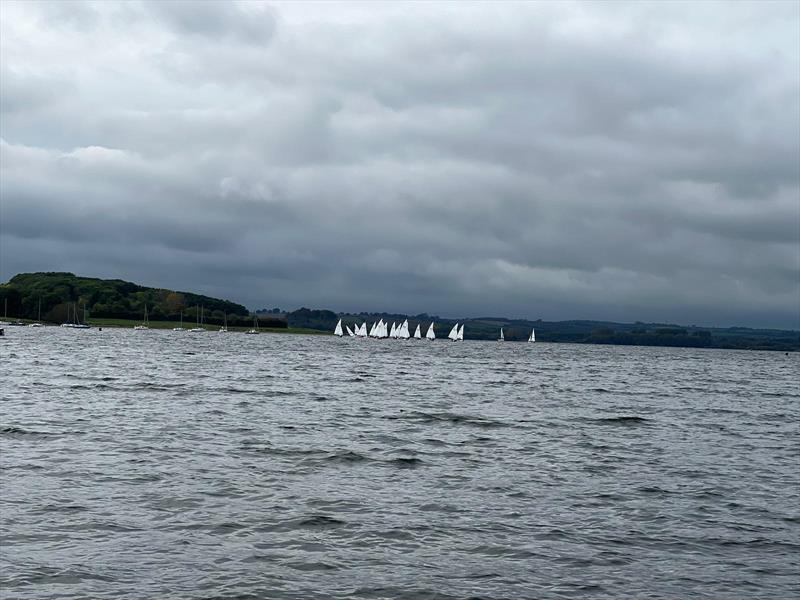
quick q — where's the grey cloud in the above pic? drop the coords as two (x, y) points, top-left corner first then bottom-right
(0, 1), (798, 328)
(149, 0), (275, 46)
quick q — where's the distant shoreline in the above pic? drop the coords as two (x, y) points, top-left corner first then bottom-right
(0, 317), (325, 335)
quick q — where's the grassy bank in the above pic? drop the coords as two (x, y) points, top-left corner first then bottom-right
(80, 318), (327, 335)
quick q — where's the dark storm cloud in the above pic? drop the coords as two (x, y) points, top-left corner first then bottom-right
(1, 1), (798, 327)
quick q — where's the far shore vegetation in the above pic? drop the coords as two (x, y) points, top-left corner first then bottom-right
(2, 272), (797, 351)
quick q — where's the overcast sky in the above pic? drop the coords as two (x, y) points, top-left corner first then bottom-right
(1, 1), (798, 328)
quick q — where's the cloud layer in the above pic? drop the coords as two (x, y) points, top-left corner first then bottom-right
(2, 1), (798, 327)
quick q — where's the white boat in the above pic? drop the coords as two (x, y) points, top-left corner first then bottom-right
(369, 321), (378, 337)
(356, 322), (368, 337)
(173, 311), (185, 331)
(528, 328), (536, 343)
(218, 313), (228, 332)
(245, 315), (259, 334)
(379, 320), (387, 338)
(189, 305), (205, 332)
(458, 324), (464, 340)
(134, 304), (150, 330)
(448, 322), (459, 341)
(498, 328), (504, 342)
(334, 319), (344, 337)
(413, 324), (421, 339)
(28, 298), (44, 327)
(426, 322), (435, 340)
(346, 325), (354, 337)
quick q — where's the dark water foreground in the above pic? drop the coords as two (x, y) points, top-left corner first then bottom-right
(1, 328), (798, 599)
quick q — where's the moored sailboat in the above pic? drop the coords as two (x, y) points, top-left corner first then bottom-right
(28, 298), (44, 327)
(245, 315), (260, 334)
(189, 305), (205, 332)
(134, 304), (150, 330)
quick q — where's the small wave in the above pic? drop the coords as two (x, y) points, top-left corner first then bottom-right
(638, 486), (677, 495)
(324, 450), (369, 463)
(0, 425), (54, 437)
(386, 411), (510, 429)
(284, 561), (340, 572)
(590, 416), (650, 425)
(218, 386), (255, 394)
(296, 514), (346, 528)
(386, 457), (423, 468)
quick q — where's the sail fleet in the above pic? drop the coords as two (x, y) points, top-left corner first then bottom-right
(333, 318), (534, 342)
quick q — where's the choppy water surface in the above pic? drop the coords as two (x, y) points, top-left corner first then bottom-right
(1, 328), (798, 599)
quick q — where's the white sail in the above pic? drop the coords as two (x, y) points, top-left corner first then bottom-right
(498, 327), (504, 341)
(389, 322), (397, 338)
(426, 322), (435, 340)
(529, 328), (536, 343)
(414, 324), (422, 338)
(369, 321), (377, 337)
(360, 322), (368, 336)
(398, 319), (410, 339)
(380, 320), (388, 338)
(334, 319), (343, 336)
(346, 325), (354, 337)
(448, 323), (459, 341)
(457, 324), (464, 340)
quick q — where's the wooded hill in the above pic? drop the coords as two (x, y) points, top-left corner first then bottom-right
(0, 273), (286, 328)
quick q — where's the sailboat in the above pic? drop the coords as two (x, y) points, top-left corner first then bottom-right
(346, 324), (355, 337)
(448, 323), (459, 341)
(413, 324), (421, 339)
(173, 311), (185, 331)
(426, 322), (435, 340)
(60, 303), (74, 327)
(28, 298), (44, 327)
(245, 315), (259, 334)
(218, 312), (228, 333)
(334, 319), (344, 337)
(355, 322), (367, 337)
(134, 304), (150, 330)
(458, 324), (464, 340)
(190, 305), (205, 332)
(528, 328), (536, 343)
(498, 328), (504, 342)
(398, 319), (410, 339)
(73, 304), (91, 329)
(0, 298), (9, 326)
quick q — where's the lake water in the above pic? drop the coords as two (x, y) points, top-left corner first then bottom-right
(1, 327), (798, 599)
